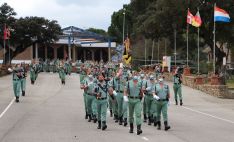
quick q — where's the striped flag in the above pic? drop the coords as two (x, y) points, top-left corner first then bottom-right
(214, 6), (230, 22)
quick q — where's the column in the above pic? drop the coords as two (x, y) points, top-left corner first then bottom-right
(91, 49), (95, 61)
(72, 46), (76, 62)
(30, 45), (33, 59)
(83, 49), (86, 60)
(53, 46), (57, 59)
(108, 48), (111, 62)
(35, 43), (38, 60)
(45, 46), (48, 59)
(100, 49), (103, 60)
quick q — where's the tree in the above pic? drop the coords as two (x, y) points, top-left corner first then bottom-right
(86, 28), (107, 36)
(0, 3), (62, 64)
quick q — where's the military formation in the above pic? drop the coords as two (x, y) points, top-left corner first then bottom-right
(8, 59), (184, 135)
(79, 61), (184, 135)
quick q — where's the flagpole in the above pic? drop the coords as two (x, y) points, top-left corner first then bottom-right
(187, 8), (189, 67)
(198, 27), (200, 74)
(158, 39), (159, 64)
(8, 39), (10, 65)
(151, 39), (155, 65)
(144, 39), (147, 65)
(3, 39), (5, 65)
(213, 3), (216, 74)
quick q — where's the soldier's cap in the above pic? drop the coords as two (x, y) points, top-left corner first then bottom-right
(133, 76), (138, 80)
(149, 75), (154, 80)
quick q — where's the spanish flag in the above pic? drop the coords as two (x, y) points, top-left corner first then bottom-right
(192, 11), (202, 27)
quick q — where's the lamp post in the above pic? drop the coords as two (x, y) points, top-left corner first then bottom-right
(122, 8), (126, 46)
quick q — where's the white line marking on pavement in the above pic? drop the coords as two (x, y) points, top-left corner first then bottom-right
(141, 137), (149, 141)
(0, 98), (14, 119)
(182, 106), (234, 124)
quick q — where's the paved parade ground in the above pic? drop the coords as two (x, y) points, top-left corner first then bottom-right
(0, 73), (234, 142)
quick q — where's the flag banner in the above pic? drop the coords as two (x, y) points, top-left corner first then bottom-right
(192, 11), (202, 27)
(187, 9), (194, 24)
(3, 25), (10, 40)
(214, 6), (230, 22)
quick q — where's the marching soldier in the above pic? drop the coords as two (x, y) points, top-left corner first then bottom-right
(143, 75), (156, 126)
(124, 75), (143, 135)
(9, 64), (22, 103)
(29, 60), (37, 84)
(173, 69), (183, 106)
(95, 73), (108, 130)
(154, 77), (171, 131)
(20, 62), (27, 96)
(109, 69), (127, 126)
(85, 74), (97, 123)
(58, 61), (66, 85)
(139, 73), (147, 122)
(80, 70), (88, 120)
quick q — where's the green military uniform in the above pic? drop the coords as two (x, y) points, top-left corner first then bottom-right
(80, 68), (86, 83)
(12, 67), (22, 102)
(173, 73), (183, 105)
(29, 63), (36, 84)
(155, 81), (171, 131)
(81, 76), (88, 119)
(139, 76), (147, 122)
(109, 75), (127, 126)
(58, 65), (66, 85)
(144, 78), (156, 125)
(20, 66), (27, 96)
(126, 77), (143, 135)
(95, 80), (108, 130)
(85, 75), (97, 123)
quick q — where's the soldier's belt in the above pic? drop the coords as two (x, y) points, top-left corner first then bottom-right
(146, 93), (153, 96)
(157, 99), (168, 101)
(97, 97), (107, 100)
(174, 83), (181, 85)
(13, 79), (20, 81)
(128, 96), (140, 99)
(116, 91), (124, 93)
(87, 93), (95, 96)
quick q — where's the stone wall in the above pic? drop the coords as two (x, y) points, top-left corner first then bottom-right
(163, 73), (234, 99)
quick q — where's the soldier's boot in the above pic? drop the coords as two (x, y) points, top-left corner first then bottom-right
(129, 123), (134, 133)
(110, 110), (113, 117)
(148, 116), (152, 125)
(175, 100), (178, 105)
(97, 121), (101, 129)
(119, 116), (123, 125)
(85, 112), (88, 119)
(137, 125), (143, 135)
(22, 91), (25, 96)
(143, 114), (147, 123)
(180, 100), (183, 106)
(164, 121), (171, 131)
(93, 115), (97, 123)
(114, 115), (119, 123)
(102, 121), (107, 130)
(61, 80), (63, 84)
(123, 118), (128, 126)
(157, 121), (161, 130)
(15, 96), (19, 103)
(88, 115), (92, 122)
(153, 117), (158, 127)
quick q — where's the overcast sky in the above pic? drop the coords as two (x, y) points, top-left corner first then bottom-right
(0, 0), (130, 31)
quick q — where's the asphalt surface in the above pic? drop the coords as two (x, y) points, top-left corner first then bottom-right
(0, 73), (234, 142)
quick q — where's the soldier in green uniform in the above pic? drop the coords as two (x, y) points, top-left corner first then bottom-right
(109, 70), (127, 126)
(95, 74), (108, 130)
(85, 74), (98, 123)
(80, 72), (88, 120)
(30, 60), (36, 85)
(173, 71), (183, 106)
(9, 64), (22, 103)
(58, 61), (66, 85)
(20, 62), (27, 96)
(154, 77), (171, 131)
(124, 75), (143, 135)
(143, 75), (156, 125)
(139, 73), (147, 122)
